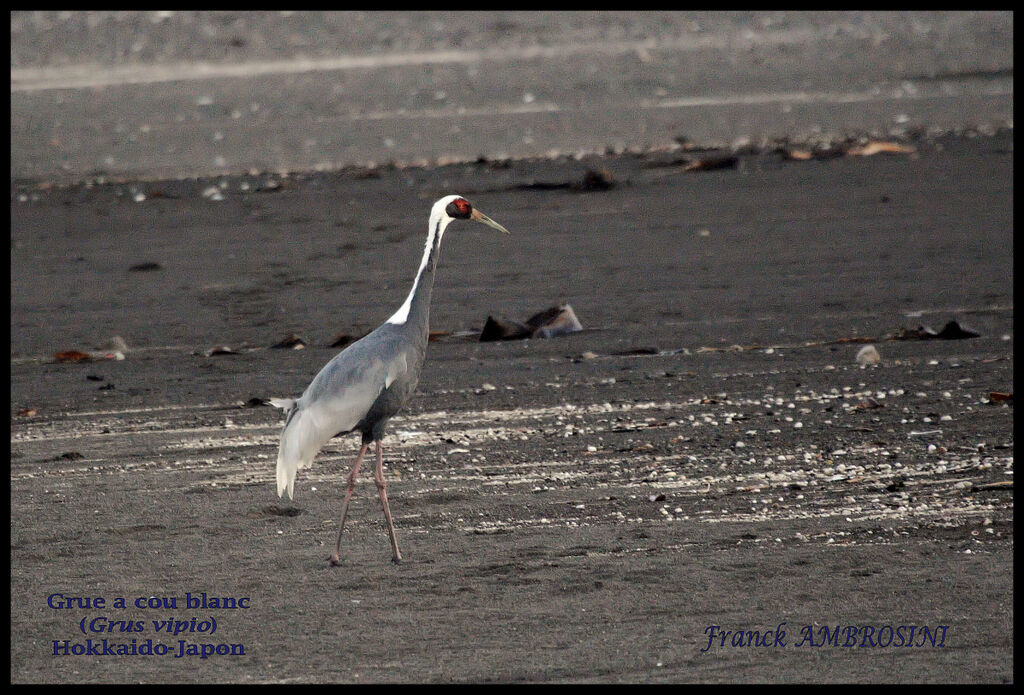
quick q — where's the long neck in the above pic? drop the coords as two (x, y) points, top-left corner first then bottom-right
(385, 215), (447, 334)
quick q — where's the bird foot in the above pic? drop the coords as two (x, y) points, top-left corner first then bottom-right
(328, 552), (342, 567)
(391, 554), (403, 565)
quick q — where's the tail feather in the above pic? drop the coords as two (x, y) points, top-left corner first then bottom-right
(269, 398), (296, 414)
(276, 404), (330, 499)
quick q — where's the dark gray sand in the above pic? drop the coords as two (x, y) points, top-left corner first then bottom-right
(10, 133), (1013, 682)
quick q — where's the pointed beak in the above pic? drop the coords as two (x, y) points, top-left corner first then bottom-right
(471, 208), (510, 234)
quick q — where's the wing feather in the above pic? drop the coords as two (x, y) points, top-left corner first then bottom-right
(275, 328), (418, 499)
(275, 343), (390, 499)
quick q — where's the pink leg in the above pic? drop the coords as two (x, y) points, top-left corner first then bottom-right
(373, 440), (403, 563)
(328, 442), (370, 566)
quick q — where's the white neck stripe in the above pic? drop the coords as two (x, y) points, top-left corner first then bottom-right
(386, 215), (448, 325)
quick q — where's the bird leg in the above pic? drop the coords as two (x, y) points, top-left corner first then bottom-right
(373, 439), (403, 563)
(328, 442), (370, 566)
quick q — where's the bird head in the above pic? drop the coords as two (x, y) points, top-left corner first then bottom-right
(433, 195), (510, 235)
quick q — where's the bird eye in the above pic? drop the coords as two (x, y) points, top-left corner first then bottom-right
(445, 198), (472, 219)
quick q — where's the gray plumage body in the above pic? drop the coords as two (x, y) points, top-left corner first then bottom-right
(338, 324), (427, 443)
(307, 322), (427, 443)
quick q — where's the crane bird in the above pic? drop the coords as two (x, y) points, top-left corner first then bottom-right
(272, 195), (510, 564)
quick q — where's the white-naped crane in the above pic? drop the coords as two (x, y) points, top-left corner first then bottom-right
(272, 195), (510, 564)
